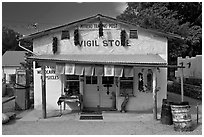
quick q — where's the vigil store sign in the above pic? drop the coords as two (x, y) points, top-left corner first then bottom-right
(76, 39), (131, 47)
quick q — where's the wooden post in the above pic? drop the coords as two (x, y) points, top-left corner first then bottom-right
(153, 68), (157, 120)
(41, 65), (46, 119)
(180, 63), (184, 102)
(196, 103), (199, 124)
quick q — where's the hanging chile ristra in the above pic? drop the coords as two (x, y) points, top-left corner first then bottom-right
(52, 37), (58, 54)
(98, 21), (103, 37)
(74, 28), (80, 45)
(121, 30), (126, 46)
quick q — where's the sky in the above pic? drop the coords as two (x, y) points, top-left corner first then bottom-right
(2, 2), (128, 35)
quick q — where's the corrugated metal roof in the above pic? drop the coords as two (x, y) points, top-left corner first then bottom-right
(29, 54), (167, 65)
(2, 51), (26, 66)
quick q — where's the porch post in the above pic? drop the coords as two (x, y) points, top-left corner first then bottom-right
(115, 77), (119, 110)
(152, 68), (157, 120)
(61, 72), (65, 96)
(41, 65), (46, 119)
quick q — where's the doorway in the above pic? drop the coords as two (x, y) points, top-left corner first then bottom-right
(83, 76), (116, 110)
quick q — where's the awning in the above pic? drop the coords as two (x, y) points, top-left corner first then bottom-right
(29, 54), (167, 66)
(33, 54), (167, 77)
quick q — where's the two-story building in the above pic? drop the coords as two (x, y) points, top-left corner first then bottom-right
(21, 14), (182, 118)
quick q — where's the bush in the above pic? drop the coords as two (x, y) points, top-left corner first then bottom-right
(167, 81), (202, 100)
(185, 78), (202, 86)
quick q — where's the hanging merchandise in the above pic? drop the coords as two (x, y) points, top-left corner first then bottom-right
(74, 28), (80, 45)
(98, 21), (103, 37)
(52, 37), (58, 54)
(121, 30), (126, 46)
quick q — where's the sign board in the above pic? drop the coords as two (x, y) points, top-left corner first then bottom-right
(37, 65), (59, 80)
(79, 23), (119, 30)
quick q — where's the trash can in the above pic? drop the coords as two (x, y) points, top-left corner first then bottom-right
(14, 85), (30, 110)
(171, 102), (192, 132)
(160, 99), (173, 125)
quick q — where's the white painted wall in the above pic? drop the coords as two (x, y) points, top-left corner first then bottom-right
(33, 20), (167, 60)
(34, 62), (62, 110)
(32, 19), (167, 112)
(117, 67), (167, 112)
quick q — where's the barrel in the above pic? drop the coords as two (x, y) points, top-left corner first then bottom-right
(160, 99), (173, 125)
(171, 102), (192, 132)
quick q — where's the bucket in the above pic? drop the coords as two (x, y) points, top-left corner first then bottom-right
(160, 99), (173, 125)
(171, 102), (192, 132)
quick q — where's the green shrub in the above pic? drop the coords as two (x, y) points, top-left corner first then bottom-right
(167, 81), (202, 100)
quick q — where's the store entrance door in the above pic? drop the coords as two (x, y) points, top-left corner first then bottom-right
(84, 76), (116, 110)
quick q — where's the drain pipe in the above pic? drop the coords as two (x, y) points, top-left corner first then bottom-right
(18, 41), (38, 56)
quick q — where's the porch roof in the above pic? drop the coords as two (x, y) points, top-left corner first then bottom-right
(29, 54), (167, 66)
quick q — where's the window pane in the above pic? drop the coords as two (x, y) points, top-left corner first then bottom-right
(120, 81), (133, 96)
(66, 75), (79, 80)
(61, 30), (70, 40)
(86, 76), (91, 84)
(92, 76), (97, 84)
(65, 81), (79, 95)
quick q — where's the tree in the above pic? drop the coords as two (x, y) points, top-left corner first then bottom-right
(117, 2), (202, 63)
(2, 26), (23, 55)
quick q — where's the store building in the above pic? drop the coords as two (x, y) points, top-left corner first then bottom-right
(21, 14), (182, 118)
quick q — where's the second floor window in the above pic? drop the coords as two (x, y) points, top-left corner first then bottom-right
(61, 30), (70, 40)
(130, 30), (138, 39)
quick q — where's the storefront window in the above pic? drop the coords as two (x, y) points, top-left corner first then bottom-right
(120, 77), (133, 96)
(65, 75), (79, 96)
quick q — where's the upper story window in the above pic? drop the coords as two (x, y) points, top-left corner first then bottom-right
(129, 30), (138, 39)
(61, 30), (70, 40)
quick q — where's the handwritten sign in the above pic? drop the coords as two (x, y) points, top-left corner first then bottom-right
(79, 23), (119, 29)
(37, 66), (59, 80)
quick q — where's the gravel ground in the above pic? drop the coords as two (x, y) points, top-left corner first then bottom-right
(2, 116), (202, 135)
(2, 92), (202, 135)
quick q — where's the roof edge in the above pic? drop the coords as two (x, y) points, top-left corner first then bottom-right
(20, 13), (183, 41)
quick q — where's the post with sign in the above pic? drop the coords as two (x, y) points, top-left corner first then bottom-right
(41, 65), (46, 119)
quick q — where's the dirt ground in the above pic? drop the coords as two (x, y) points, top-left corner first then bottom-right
(2, 92), (202, 135)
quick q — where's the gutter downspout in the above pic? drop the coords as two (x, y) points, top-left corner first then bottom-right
(18, 41), (39, 56)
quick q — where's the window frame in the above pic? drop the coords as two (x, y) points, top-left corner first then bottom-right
(65, 75), (80, 95)
(61, 30), (70, 40)
(119, 77), (134, 96)
(129, 30), (138, 39)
